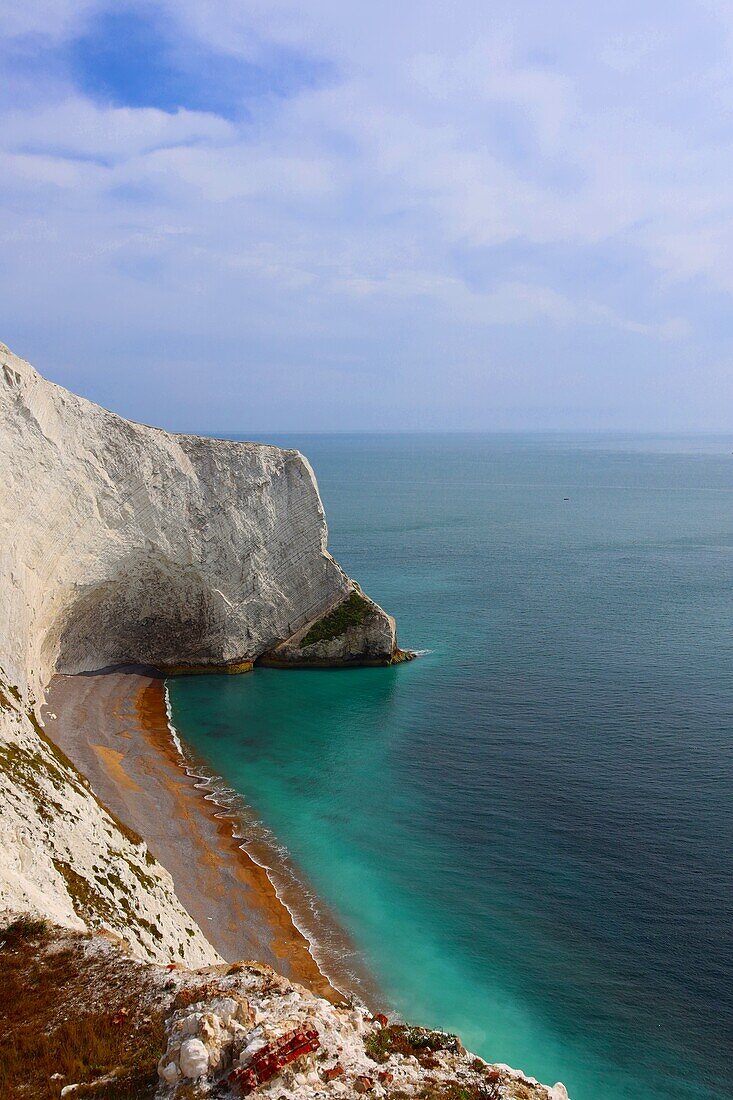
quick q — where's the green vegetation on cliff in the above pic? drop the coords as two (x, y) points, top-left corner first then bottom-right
(302, 590), (372, 647)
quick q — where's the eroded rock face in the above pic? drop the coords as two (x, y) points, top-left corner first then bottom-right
(0, 343), (401, 702)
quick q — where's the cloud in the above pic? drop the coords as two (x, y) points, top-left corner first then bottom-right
(0, 0), (731, 429)
(2, 97), (234, 161)
(0, 0), (98, 41)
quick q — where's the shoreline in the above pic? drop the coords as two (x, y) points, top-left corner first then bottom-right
(157, 678), (384, 1008)
(43, 671), (381, 1007)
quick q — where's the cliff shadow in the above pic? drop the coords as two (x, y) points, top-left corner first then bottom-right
(52, 548), (239, 675)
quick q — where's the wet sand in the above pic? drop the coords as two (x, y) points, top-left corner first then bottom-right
(43, 671), (345, 1001)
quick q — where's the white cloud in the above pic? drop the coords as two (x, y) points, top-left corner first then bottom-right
(1, 0), (732, 428)
(1, 99), (234, 161)
(0, 0), (99, 40)
(139, 144), (338, 203)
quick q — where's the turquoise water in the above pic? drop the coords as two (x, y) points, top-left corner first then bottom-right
(168, 435), (733, 1099)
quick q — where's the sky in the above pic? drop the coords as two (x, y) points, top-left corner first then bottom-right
(1, 0), (733, 431)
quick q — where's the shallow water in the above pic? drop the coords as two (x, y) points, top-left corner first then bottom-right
(169, 434), (733, 1099)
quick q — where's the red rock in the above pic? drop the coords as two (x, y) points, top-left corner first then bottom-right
(374, 1013), (389, 1027)
(354, 1076), (374, 1093)
(378, 1070), (394, 1084)
(229, 1028), (320, 1094)
(323, 1064), (344, 1080)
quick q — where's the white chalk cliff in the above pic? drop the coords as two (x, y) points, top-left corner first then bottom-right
(0, 341), (400, 960)
(0, 342), (401, 705)
(0, 691), (218, 967)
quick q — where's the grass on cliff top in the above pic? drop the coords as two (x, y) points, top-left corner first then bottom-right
(369, 1026), (507, 1100)
(0, 920), (167, 1099)
(0, 679), (21, 712)
(386, 1085), (504, 1100)
(366, 1024), (464, 1067)
(302, 590), (372, 647)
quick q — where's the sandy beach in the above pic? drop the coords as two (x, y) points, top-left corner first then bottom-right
(43, 671), (346, 1002)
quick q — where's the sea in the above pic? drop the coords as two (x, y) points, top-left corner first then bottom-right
(167, 434), (733, 1100)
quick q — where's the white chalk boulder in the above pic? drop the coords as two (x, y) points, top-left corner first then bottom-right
(179, 1037), (209, 1079)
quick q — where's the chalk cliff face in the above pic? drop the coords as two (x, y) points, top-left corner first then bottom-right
(0, 343), (399, 708)
(0, 341), (399, 962)
(0, 686), (218, 967)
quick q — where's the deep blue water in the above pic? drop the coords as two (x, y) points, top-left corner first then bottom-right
(168, 435), (733, 1099)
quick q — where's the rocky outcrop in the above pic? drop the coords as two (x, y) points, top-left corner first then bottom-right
(261, 588), (412, 667)
(156, 956), (570, 1100)
(0, 340), (402, 964)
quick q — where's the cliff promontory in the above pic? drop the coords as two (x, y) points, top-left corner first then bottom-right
(0, 343), (400, 704)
